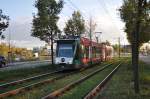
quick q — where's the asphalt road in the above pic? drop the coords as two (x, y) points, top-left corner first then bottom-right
(0, 60), (51, 71)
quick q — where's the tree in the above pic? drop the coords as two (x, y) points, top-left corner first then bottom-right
(85, 16), (97, 38)
(119, 0), (150, 46)
(32, 0), (64, 64)
(0, 35), (5, 44)
(120, 0), (149, 93)
(64, 11), (85, 38)
(0, 9), (9, 39)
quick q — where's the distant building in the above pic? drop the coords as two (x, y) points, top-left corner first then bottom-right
(33, 47), (40, 53)
(122, 45), (132, 53)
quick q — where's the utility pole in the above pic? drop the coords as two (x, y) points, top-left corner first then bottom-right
(132, 0), (143, 93)
(88, 16), (96, 64)
(89, 17), (92, 65)
(50, 32), (54, 65)
(118, 37), (121, 58)
(8, 27), (11, 63)
(96, 37), (98, 43)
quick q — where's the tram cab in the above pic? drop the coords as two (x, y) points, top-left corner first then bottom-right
(55, 39), (79, 69)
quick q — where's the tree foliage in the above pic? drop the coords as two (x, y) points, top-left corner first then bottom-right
(32, 0), (64, 64)
(0, 9), (9, 38)
(32, 0), (63, 42)
(64, 11), (85, 38)
(119, 0), (150, 46)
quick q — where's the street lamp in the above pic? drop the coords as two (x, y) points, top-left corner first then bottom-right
(95, 32), (102, 43)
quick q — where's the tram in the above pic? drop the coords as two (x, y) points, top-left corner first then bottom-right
(55, 37), (113, 69)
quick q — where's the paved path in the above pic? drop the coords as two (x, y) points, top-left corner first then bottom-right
(139, 55), (150, 64)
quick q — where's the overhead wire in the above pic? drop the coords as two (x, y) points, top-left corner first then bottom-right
(69, 1), (101, 38)
(97, 0), (122, 35)
(66, 0), (88, 19)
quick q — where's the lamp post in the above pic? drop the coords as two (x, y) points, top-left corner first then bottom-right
(95, 32), (102, 43)
(8, 27), (11, 63)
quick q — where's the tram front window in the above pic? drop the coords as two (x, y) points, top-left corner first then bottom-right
(58, 44), (73, 58)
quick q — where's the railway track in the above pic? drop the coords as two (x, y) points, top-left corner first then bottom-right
(0, 69), (66, 96)
(0, 62), (114, 98)
(0, 71), (76, 98)
(84, 63), (122, 99)
(0, 70), (62, 88)
(43, 63), (115, 99)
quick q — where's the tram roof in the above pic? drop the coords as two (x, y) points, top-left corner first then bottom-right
(56, 38), (79, 40)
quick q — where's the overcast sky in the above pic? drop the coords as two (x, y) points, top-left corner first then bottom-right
(0, 0), (128, 49)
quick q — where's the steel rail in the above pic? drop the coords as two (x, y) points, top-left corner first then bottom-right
(84, 63), (122, 99)
(0, 71), (77, 98)
(0, 60), (115, 89)
(0, 63), (113, 98)
(0, 70), (62, 88)
(42, 63), (113, 99)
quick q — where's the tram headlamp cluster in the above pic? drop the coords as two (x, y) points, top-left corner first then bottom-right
(55, 58), (73, 64)
(69, 60), (72, 64)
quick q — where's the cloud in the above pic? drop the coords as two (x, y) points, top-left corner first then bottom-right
(86, 14), (128, 45)
(2, 39), (45, 49)
(3, 16), (46, 48)
(11, 40), (45, 49)
(60, 0), (129, 45)
(1, 0), (129, 49)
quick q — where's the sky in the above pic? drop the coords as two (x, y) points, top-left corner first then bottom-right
(0, 0), (128, 49)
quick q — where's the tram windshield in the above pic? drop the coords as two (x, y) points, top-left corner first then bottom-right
(57, 44), (74, 58)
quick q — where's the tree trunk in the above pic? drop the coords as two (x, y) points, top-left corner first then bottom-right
(132, 0), (143, 93)
(132, 39), (139, 93)
(51, 32), (54, 65)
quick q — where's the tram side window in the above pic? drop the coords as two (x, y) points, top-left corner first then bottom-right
(99, 47), (102, 57)
(92, 47), (96, 58)
(96, 48), (100, 58)
(85, 47), (89, 59)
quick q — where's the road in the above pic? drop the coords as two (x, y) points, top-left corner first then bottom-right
(0, 60), (51, 71)
(139, 55), (150, 64)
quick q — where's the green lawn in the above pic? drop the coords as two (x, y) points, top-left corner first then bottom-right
(1, 58), (148, 99)
(0, 64), (56, 84)
(97, 59), (150, 99)
(58, 58), (150, 99)
(7, 60), (115, 99)
(60, 62), (119, 99)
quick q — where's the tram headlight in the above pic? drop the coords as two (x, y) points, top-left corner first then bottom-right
(69, 60), (72, 64)
(55, 59), (59, 64)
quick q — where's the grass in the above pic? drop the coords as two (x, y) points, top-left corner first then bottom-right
(55, 58), (150, 99)
(139, 61), (150, 97)
(60, 62), (120, 99)
(96, 59), (150, 99)
(0, 58), (119, 84)
(0, 64), (57, 84)
(7, 60), (115, 99)
(0, 72), (64, 94)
